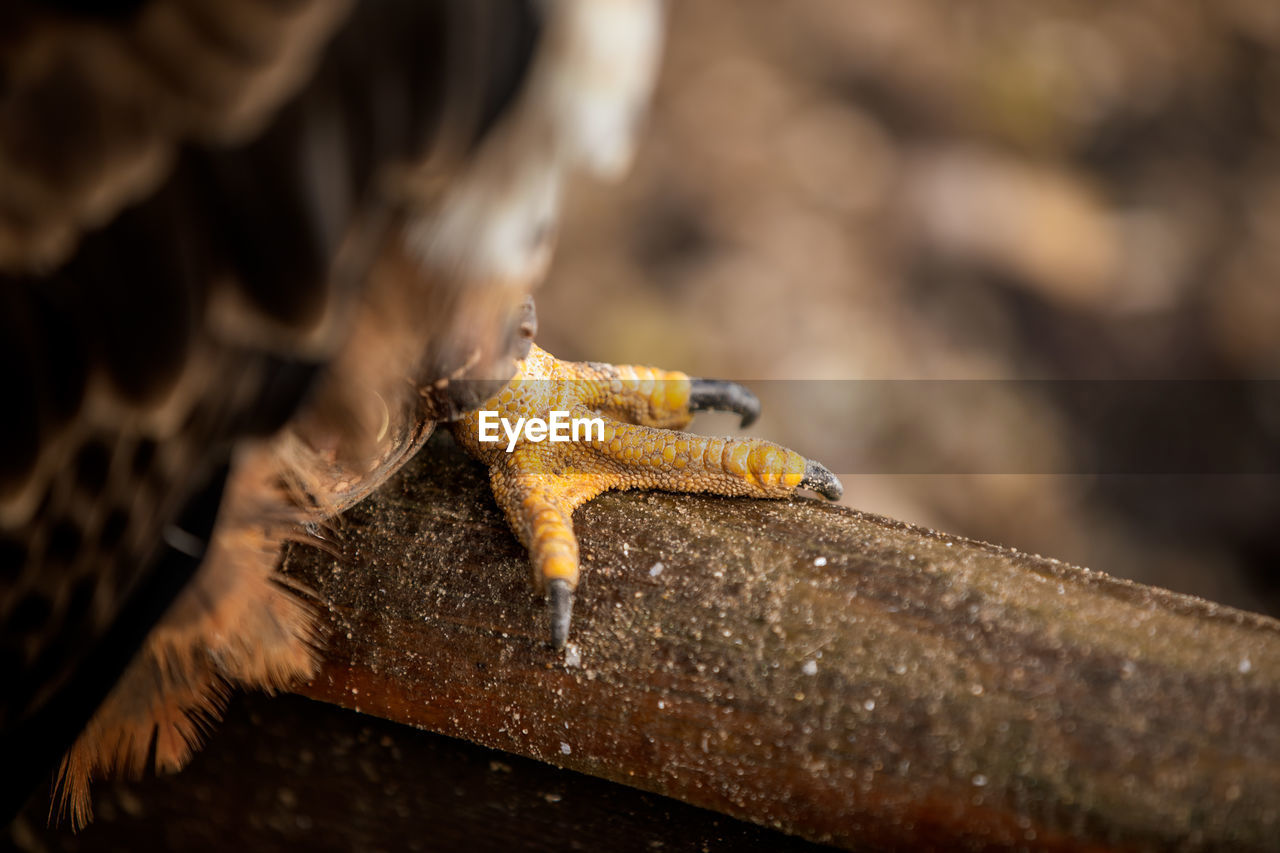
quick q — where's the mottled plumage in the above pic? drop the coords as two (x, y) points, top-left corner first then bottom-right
(2, 0), (662, 825)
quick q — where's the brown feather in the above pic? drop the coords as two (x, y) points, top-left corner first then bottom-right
(53, 517), (321, 828)
(0, 0), (351, 272)
(11, 0), (665, 827)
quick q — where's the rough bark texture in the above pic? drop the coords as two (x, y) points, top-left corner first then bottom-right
(286, 434), (1280, 851)
(14, 691), (829, 853)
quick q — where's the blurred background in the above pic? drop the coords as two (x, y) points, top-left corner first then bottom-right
(534, 0), (1280, 615)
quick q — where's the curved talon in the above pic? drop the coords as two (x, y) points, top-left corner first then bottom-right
(801, 460), (843, 501)
(689, 379), (760, 428)
(548, 578), (574, 649)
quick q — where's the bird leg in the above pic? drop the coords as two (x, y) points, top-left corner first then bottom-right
(450, 344), (843, 648)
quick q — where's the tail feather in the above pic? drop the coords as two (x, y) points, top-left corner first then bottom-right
(52, 521), (321, 829)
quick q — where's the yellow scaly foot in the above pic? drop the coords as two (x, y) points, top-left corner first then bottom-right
(450, 344), (842, 647)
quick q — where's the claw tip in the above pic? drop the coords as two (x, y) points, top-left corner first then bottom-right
(801, 461), (843, 501)
(689, 379), (761, 429)
(548, 579), (574, 649)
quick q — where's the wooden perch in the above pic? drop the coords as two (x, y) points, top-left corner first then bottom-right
(284, 434), (1280, 851)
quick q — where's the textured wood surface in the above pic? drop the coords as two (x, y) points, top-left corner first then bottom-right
(288, 434), (1280, 851)
(14, 692), (828, 852)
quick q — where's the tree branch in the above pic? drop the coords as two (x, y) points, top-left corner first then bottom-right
(285, 435), (1280, 850)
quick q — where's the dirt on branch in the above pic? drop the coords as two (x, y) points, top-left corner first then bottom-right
(285, 434), (1280, 851)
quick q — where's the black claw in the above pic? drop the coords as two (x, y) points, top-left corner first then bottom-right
(801, 460), (843, 501)
(516, 295), (538, 350)
(689, 379), (761, 428)
(548, 578), (574, 649)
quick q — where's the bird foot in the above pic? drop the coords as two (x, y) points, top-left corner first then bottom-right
(450, 344), (842, 648)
